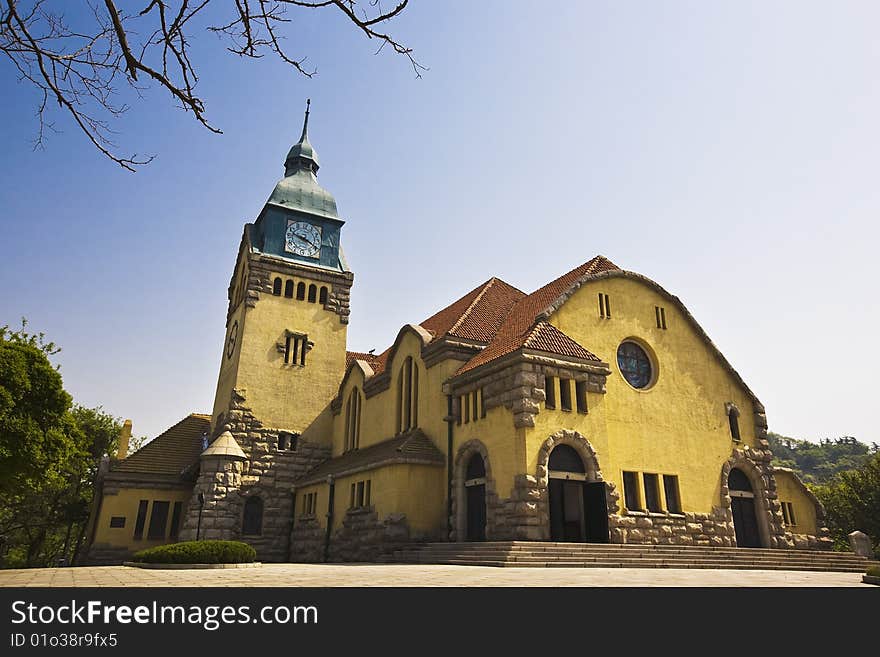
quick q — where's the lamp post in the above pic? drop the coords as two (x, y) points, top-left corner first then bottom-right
(196, 492), (205, 541)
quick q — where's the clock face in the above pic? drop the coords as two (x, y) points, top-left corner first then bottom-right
(226, 320), (238, 359)
(285, 220), (322, 258)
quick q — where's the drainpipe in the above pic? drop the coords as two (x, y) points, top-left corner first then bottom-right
(323, 475), (335, 563)
(446, 394), (454, 541)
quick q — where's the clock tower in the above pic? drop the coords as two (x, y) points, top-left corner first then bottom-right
(211, 100), (353, 440)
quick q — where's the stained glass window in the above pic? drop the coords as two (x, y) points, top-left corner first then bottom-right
(617, 341), (653, 389)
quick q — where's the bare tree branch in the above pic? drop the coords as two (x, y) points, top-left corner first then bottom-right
(0, 0), (421, 171)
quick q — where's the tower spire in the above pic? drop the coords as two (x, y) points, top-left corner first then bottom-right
(285, 98), (319, 175)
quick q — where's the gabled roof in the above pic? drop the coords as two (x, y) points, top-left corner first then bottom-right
(457, 256), (619, 374)
(112, 413), (211, 477)
(296, 429), (444, 486)
(420, 277), (525, 343)
(342, 278), (525, 384)
(345, 349), (389, 377)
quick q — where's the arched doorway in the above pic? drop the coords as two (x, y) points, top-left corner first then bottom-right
(729, 468), (760, 548)
(548, 445), (608, 543)
(464, 453), (487, 541)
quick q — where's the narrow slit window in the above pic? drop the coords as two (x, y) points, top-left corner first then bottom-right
(604, 294), (611, 318)
(788, 503), (796, 525)
(296, 282), (306, 300)
(133, 500), (148, 540)
(728, 406), (741, 441)
(472, 391), (478, 422)
(575, 380), (588, 414)
(300, 336), (308, 366)
(623, 472), (641, 511)
(655, 306), (662, 328)
(147, 501), (170, 540)
(350, 483), (356, 509)
(279, 433), (288, 450)
(356, 481), (365, 507)
(480, 388), (487, 418)
(284, 335), (292, 364)
(545, 376), (556, 410)
(663, 475), (681, 513)
(598, 293), (605, 318)
(284, 280), (294, 298)
(365, 480), (371, 506)
(308, 284), (317, 303)
(643, 474), (661, 512)
(559, 378), (572, 412)
(660, 307), (667, 329)
(273, 277), (282, 296)
(464, 393), (470, 424)
(319, 286), (329, 304)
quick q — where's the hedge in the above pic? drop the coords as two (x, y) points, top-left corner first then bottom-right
(132, 540), (256, 564)
(867, 565), (880, 578)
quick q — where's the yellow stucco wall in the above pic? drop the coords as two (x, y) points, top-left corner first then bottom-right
(774, 470), (818, 535)
(454, 402), (526, 501)
(333, 331), (458, 456)
(295, 463), (445, 534)
(213, 266), (347, 439)
(92, 487), (192, 550)
(534, 276), (758, 514)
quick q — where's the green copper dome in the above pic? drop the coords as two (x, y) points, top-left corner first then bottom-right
(267, 100), (339, 220)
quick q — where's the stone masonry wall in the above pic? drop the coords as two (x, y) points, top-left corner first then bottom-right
(180, 389), (331, 562)
(290, 508), (436, 562)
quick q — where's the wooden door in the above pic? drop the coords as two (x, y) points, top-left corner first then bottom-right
(466, 483), (486, 542)
(732, 496), (761, 547)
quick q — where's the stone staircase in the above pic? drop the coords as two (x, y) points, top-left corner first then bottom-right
(391, 541), (876, 573)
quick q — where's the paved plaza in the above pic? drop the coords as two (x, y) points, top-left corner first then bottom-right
(0, 563), (870, 587)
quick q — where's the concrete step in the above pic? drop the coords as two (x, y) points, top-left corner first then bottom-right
(390, 541), (876, 573)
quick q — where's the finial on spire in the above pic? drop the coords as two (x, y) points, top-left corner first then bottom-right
(301, 98), (311, 141)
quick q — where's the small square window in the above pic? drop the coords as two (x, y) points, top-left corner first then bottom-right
(109, 516), (126, 528)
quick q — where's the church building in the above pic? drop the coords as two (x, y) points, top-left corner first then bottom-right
(83, 105), (832, 565)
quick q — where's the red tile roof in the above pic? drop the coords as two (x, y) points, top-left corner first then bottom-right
(420, 277), (525, 343)
(347, 256), (617, 382)
(456, 256), (619, 374)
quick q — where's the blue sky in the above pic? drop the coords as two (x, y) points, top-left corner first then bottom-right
(1, 1), (878, 444)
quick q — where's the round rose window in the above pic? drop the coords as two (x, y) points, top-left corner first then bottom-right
(617, 341), (653, 389)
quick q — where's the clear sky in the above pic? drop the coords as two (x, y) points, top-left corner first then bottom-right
(1, 2), (877, 444)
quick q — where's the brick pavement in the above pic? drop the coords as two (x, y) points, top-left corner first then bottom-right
(0, 564), (870, 587)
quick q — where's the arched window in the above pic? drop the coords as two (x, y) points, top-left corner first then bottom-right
(242, 496), (263, 535)
(727, 404), (741, 441)
(728, 468), (752, 492)
(296, 282), (306, 300)
(272, 277), (282, 296)
(466, 453), (486, 481)
(396, 356), (419, 433)
(548, 445), (585, 474)
(284, 280), (294, 298)
(344, 388), (362, 452)
(308, 284), (317, 303)
(319, 286), (329, 304)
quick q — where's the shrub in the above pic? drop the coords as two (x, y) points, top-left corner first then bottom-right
(132, 540), (256, 564)
(867, 565), (880, 578)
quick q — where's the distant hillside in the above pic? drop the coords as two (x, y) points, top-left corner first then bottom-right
(768, 432), (878, 485)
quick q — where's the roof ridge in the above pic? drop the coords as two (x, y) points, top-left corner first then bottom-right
(448, 277), (498, 336)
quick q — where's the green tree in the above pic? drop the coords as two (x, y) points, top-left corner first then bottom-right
(0, 320), (74, 495)
(0, 321), (123, 568)
(813, 453), (880, 557)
